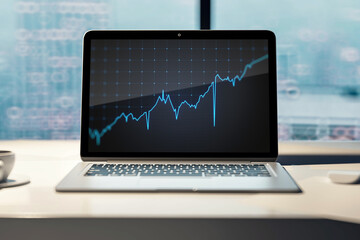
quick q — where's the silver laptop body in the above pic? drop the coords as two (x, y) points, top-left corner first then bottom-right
(56, 30), (300, 192)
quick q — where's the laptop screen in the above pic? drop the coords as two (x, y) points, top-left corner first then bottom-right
(82, 31), (277, 158)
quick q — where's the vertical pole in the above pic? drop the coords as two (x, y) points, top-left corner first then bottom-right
(200, 0), (211, 29)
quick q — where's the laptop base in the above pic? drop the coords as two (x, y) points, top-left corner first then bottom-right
(56, 162), (301, 193)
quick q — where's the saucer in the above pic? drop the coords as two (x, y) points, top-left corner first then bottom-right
(0, 175), (30, 189)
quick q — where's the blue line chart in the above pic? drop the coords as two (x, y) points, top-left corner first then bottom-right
(89, 54), (268, 146)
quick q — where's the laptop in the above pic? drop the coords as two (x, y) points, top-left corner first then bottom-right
(56, 30), (300, 192)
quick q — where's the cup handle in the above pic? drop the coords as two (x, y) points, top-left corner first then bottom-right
(0, 160), (3, 182)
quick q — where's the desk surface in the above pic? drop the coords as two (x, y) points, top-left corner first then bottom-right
(0, 140), (359, 224)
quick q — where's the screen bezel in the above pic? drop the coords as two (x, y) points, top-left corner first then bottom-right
(80, 30), (278, 161)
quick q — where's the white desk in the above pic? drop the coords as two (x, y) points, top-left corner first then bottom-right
(0, 140), (359, 224)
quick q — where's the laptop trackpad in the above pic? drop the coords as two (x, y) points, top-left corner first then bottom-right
(137, 178), (213, 190)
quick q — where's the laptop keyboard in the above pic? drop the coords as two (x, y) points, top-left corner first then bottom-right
(85, 164), (271, 177)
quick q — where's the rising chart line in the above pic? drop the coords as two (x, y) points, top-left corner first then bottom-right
(89, 54), (268, 145)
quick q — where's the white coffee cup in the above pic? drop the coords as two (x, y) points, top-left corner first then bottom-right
(0, 151), (15, 182)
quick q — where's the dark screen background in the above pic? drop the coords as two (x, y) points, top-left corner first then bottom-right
(88, 39), (270, 153)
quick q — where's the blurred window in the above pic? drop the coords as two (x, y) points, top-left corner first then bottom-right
(1, 0), (359, 142)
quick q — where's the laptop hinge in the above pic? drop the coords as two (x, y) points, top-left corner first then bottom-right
(105, 159), (252, 164)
